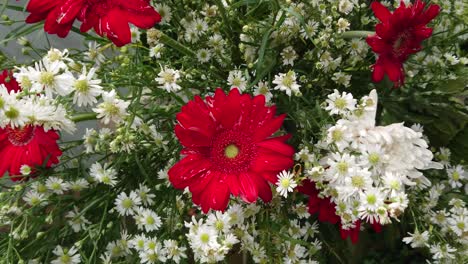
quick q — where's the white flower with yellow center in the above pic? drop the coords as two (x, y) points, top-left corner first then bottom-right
(276, 170), (297, 198)
(51, 245), (81, 264)
(72, 67), (103, 107)
(114, 191), (142, 216)
(155, 67), (181, 93)
(272, 70), (301, 97)
(93, 90), (130, 125)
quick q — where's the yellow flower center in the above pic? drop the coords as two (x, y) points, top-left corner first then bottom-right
(225, 144), (239, 159)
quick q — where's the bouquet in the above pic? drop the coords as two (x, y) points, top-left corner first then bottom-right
(0, 0), (467, 263)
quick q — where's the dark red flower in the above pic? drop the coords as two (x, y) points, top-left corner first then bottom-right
(169, 88), (295, 213)
(0, 70), (62, 181)
(25, 0), (161, 46)
(0, 70), (21, 92)
(298, 180), (382, 244)
(366, 0), (440, 86)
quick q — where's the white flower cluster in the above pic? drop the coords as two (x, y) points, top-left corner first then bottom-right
(310, 89), (442, 229)
(185, 211), (240, 263)
(0, 86), (75, 132)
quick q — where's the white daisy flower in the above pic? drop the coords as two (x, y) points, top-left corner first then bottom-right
(134, 208), (162, 232)
(45, 177), (69, 195)
(253, 81), (273, 102)
(227, 70), (247, 92)
(23, 190), (47, 207)
(402, 230), (429, 248)
(89, 162), (118, 186)
(276, 170), (297, 198)
(155, 67), (181, 93)
(51, 245), (81, 264)
(163, 239), (187, 264)
(324, 89), (356, 115)
(66, 206), (91, 233)
(272, 70), (301, 97)
(114, 191), (142, 216)
(72, 67), (103, 107)
(93, 90), (130, 125)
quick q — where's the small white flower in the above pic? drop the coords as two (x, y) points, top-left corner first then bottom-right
(402, 230), (429, 248)
(227, 70), (247, 92)
(163, 239), (187, 264)
(89, 162), (118, 186)
(69, 179), (89, 192)
(253, 81), (273, 102)
(45, 177), (69, 195)
(51, 245), (81, 264)
(66, 206), (91, 233)
(72, 67), (103, 107)
(324, 89), (356, 115)
(20, 165), (32, 176)
(130, 26), (141, 43)
(136, 184), (156, 206)
(338, 0), (354, 14)
(129, 234), (148, 251)
(446, 165), (466, 189)
(429, 243), (456, 260)
(196, 48), (212, 63)
(281, 46), (297, 66)
(154, 4), (172, 24)
(30, 60), (75, 97)
(155, 67), (182, 93)
(272, 71), (301, 97)
(84, 41), (105, 65)
(134, 208), (162, 232)
(149, 44), (164, 59)
(93, 90), (130, 125)
(23, 190), (47, 207)
(115, 191), (142, 216)
(276, 170), (297, 198)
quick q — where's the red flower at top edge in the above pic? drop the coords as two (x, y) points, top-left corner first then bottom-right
(168, 88), (295, 213)
(298, 180), (382, 244)
(366, 0), (440, 87)
(25, 0), (161, 47)
(0, 70), (62, 181)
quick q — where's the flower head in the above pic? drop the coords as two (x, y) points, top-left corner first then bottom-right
(366, 0), (440, 86)
(169, 88), (294, 212)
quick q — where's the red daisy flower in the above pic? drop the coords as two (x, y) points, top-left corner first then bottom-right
(366, 0), (440, 86)
(0, 125), (62, 181)
(298, 180), (382, 244)
(25, 0), (161, 47)
(0, 70), (62, 181)
(0, 70), (21, 92)
(169, 88), (295, 213)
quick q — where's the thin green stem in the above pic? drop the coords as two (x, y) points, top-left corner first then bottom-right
(341, 31), (374, 39)
(71, 113), (97, 122)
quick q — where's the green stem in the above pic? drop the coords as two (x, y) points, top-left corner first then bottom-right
(159, 32), (196, 57)
(341, 30), (374, 39)
(71, 113), (97, 122)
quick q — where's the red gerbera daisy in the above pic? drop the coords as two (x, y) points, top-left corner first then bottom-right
(168, 88), (295, 213)
(366, 0), (440, 87)
(25, 0), (161, 47)
(0, 70), (62, 181)
(298, 180), (382, 244)
(0, 125), (62, 181)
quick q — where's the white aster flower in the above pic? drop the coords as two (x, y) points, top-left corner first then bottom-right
(446, 165), (466, 189)
(272, 71), (301, 97)
(84, 41), (105, 65)
(227, 70), (247, 92)
(196, 48), (212, 63)
(325, 89), (356, 115)
(30, 60), (74, 97)
(23, 190), (47, 207)
(72, 67), (103, 107)
(66, 206), (91, 233)
(93, 90), (130, 125)
(402, 230), (429, 248)
(115, 191), (142, 216)
(429, 243), (456, 260)
(281, 46), (298, 66)
(276, 170), (297, 198)
(149, 44), (164, 59)
(134, 208), (162, 232)
(45, 177), (69, 195)
(51, 245), (81, 264)
(253, 81), (273, 102)
(156, 67), (182, 93)
(89, 162), (118, 186)
(154, 3), (172, 24)
(163, 239), (187, 264)
(136, 184), (156, 206)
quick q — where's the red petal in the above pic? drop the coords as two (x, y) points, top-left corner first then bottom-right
(371, 1), (392, 23)
(200, 178), (230, 213)
(168, 155), (211, 189)
(252, 114), (286, 142)
(257, 138), (295, 157)
(238, 172), (258, 203)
